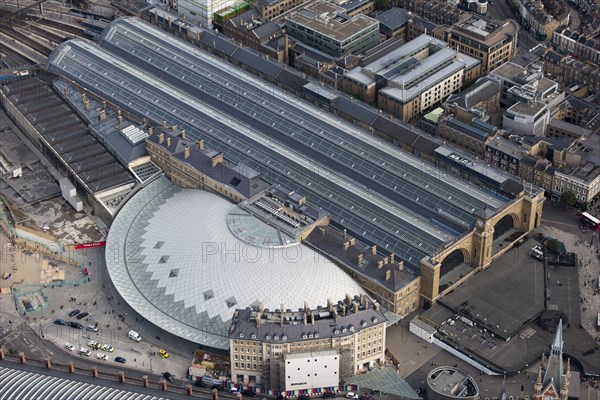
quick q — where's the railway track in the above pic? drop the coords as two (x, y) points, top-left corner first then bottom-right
(0, 40), (36, 64)
(14, 17), (67, 44)
(35, 17), (86, 36)
(0, 24), (52, 57)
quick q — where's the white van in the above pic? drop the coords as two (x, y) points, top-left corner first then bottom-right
(128, 330), (142, 342)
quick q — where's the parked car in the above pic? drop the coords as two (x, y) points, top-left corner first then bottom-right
(69, 310), (81, 317)
(195, 380), (208, 388)
(228, 387), (239, 394)
(322, 393), (337, 399)
(86, 324), (98, 332)
(64, 343), (75, 351)
(163, 372), (174, 383)
(54, 319), (67, 326)
(69, 321), (83, 329)
(76, 312), (89, 320)
(298, 396), (310, 400)
(115, 356), (126, 364)
(87, 340), (100, 349)
(359, 394), (373, 400)
(2, 272), (12, 279)
(212, 385), (224, 391)
(79, 348), (91, 357)
(158, 349), (169, 358)
(128, 330), (142, 342)
(96, 353), (108, 361)
(345, 393), (359, 399)
(242, 389), (256, 397)
(100, 344), (114, 352)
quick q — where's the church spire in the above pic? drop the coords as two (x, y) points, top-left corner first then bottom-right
(551, 319), (564, 355)
(543, 319), (564, 387)
(534, 366), (543, 397)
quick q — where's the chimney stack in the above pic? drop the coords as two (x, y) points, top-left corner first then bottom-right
(280, 303), (284, 326)
(371, 245), (377, 255)
(353, 302), (359, 313)
(343, 240), (351, 251)
(385, 269), (391, 281)
(383, 256), (389, 265)
(327, 298), (333, 311)
(377, 260), (383, 269)
(346, 293), (352, 305)
(310, 311), (315, 325)
(343, 228), (347, 239)
(98, 109), (106, 121)
(303, 313), (307, 326)
(342, 304), (347, 317)
(171, 124), (177, 132)
(158, 133), (165, 144)
(357, 253), (364, 264)
(166, 137), (171, 147)
(148, 126), (153, 136)
(390, 253), (395, 263)
(184, 146), (190, 159)
(84, 100), (90, 111)
(198, 139), (205, 150)
(181, 130), (186, 139)
(398, 261), (404, 271)
(332, 308), (338, 321)
(162, 120), (167, 128)
(319, 227), (325, 235)
(102, 100), (106, 110)
(117, 114), (123, 125)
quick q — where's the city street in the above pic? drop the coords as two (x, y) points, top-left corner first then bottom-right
(486, 0), (546, 52)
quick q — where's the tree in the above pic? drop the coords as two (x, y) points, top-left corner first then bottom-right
(375, 0), (389, 10)
(561, 190), (576, 207)
(545, 238), (562, 254)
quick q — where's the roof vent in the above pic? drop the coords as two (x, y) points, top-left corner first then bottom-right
(372, 317), (378, 323)
(342, 328), (347, 333)
(361, 321), (367, 327)
(274, 335), (279, 340)
(239, 333), (245, 338)
(282, 336), (287, 340)
(251, 334), (257, 339)
(334, 329), (340, 334)
(315, 333), (320, 338)
(266, 335), (271, 340)
(302, 334), (308, 339)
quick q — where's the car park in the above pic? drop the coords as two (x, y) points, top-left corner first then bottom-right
(96, 353), (108, 361)
(87, 340), (100, 349)
(79, 348), (91, 357)
(115, 356), (126, 364)
(86, 324), (98, 332)
(54, 319), (67, 326)
(163, 372), (174, 383)
(242, 390), (256, 397)
(346, 393), (359, 399)
(69, 321), (83, 329)
(158, 349), (169, 358)
(100, 344), (114, 352)
(76, 312), (89, 320)
(64, 343), (75, 351)
(69, 310), (81, 317)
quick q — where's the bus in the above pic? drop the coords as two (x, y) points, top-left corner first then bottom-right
(580, 212), (600, 231)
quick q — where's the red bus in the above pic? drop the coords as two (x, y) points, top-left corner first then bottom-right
(580, 212), (600, 231)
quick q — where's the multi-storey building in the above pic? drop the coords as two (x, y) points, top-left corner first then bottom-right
(340, 0), (376, 17)
(228, 295), (387, 390)
(551, 26), (600, 66)
(285, 1), (380, 57)
(305, 225), (421, 316)
(438, 117), (498, 159)
(343, 34), (480, 122)
(444, 76), (502, 124)
(146, 127), (270, 202)
(503, 101), (550, 136)
(484, 136), (529, 176)
(375, 7), (409, 39)
(433, 15), (519, 73)
(507, 0), (569, 39)
(159, 0), (242, 28)
(543, 51), (600, 95)
(256, 0), (309, 21)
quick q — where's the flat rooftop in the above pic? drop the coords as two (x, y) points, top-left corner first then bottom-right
(507, 101), (547, 117)
(286, 1), (378, 42)
(453, 16), (518, 45)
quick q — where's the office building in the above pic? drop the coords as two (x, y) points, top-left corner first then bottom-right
(342, 34), (480, 122)
(285, 1), (380, 57)
(433, 15), (519, 73)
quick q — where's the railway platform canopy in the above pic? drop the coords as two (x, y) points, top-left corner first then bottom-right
(46, 18), (509, 272)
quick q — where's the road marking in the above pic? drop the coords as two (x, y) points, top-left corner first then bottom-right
(542, 219), (576, 228)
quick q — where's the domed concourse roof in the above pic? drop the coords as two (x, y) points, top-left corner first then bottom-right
(105, 176), (363, 350)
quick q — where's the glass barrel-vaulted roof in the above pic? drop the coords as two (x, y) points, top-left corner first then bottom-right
(105, 176), (364, 350)
(48, 27), (508, 270)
